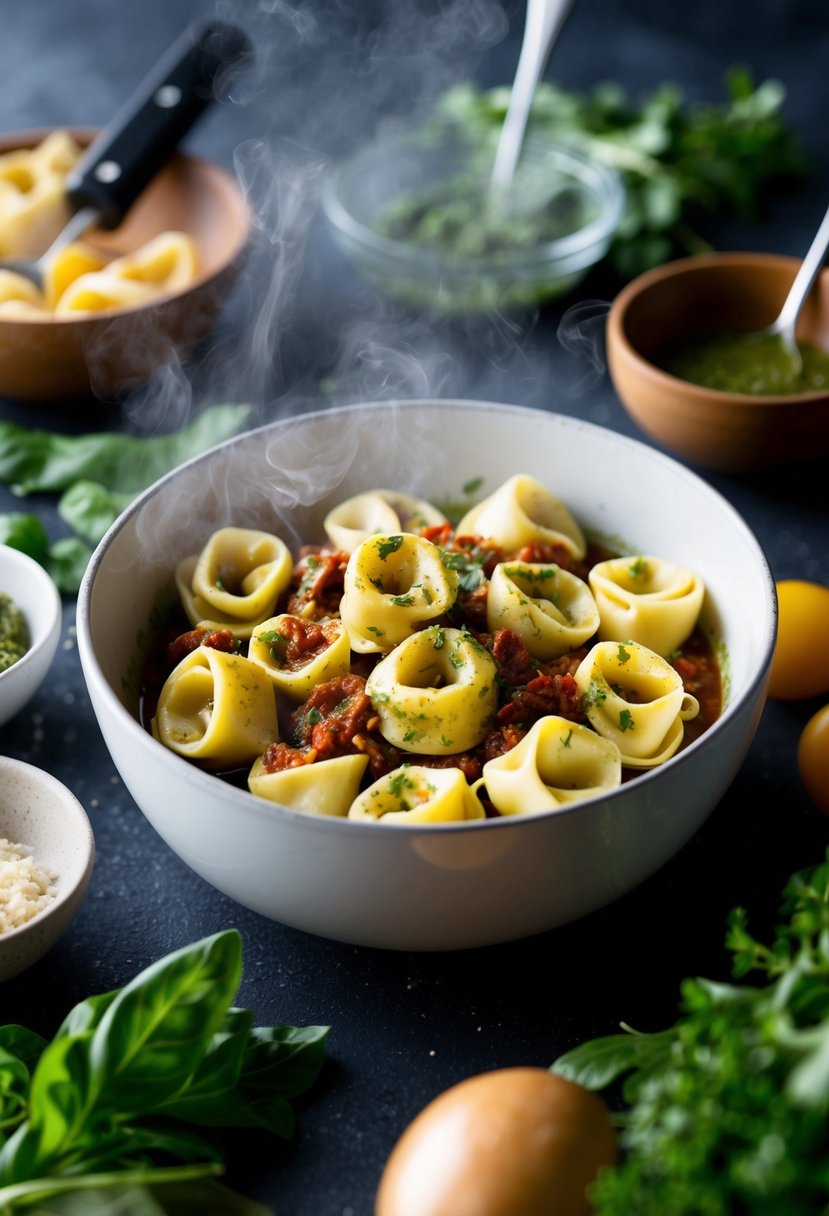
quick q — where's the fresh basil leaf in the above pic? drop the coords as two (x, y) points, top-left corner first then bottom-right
(154, 1008), (253, 1125)
(58, 482), (134, 546)
(0, 514), (50, 563)
(551, 1026), (676, 1090)
(239, 1025), (330, 1103)
(26, 1034), (95, 1165)
(44, 538), (93, 596)
(88, 931), (243, 1117)
(53, 991), (119, 1041)
(0, 1027), (49, 1075)
(26, 1178), (275, 1215)
(0, 1047), (34, 1135)
(0, 404), (252, 495)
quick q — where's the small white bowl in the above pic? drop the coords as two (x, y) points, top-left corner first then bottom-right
(0, 756), (95, 981)
(76, 401), (775, 951)
(0, 546), (62, 729)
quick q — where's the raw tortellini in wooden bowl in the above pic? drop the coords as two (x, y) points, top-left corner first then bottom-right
(147, 472), (717, 826)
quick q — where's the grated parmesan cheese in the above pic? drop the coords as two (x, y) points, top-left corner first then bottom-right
(0, 838), (58, 933)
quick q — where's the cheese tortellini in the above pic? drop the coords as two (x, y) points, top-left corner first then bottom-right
(588, 555), (705, 657)
(151, 646), (277, 767)
(0, 132), (201, 318)
(486, 561), (599, 658)
(339, 533), (459, 654)
(147, 473), (720, 826)
(248, 614), (351, 702)
(349, 764), (486, 824)
(323, 489), (447, 554)
(176, 527), (294, 639)
(456, 473), (586, 559)
(478, 716), (622, 815)
(248, 753), (368, 816)
(365, 625), (498, 754)
(574, 640), (700, 768)
(0, 130), (82, 259)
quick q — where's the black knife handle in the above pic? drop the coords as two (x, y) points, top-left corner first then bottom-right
(65, 20), (252, 228)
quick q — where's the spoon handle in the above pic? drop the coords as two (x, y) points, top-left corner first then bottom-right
(774, 200), (829, 342)
(64, 20), (251, 229)
(490, 0), (576, 191)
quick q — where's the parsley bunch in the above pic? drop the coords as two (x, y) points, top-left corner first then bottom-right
(552, 852), (829, 1213)
(434, 67), (810, 279)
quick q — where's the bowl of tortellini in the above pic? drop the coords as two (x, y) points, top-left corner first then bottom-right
(76, 399), (777, 950)
(0, 128), (250, 402)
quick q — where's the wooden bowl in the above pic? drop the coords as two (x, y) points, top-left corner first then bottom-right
(606, 252), (829, 472)
(0, 128), (250, 403)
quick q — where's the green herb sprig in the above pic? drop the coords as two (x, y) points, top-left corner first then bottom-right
(552, 851), (829, 1214)
(0, 404), (252, 594)
(432, 68), (810, 280)
(0, 930), (328, 1215)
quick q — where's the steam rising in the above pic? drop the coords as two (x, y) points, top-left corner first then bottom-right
(110, 0), (620, 547)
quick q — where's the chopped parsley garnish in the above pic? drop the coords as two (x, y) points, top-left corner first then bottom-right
(617, 643), (631, 663)
(583, 680), (607, 707)
(628, 557), (648, 579)
(561, 729), (573, 748)
(619, 708), (635, 732)
(390, 593), (415, 607)
(377, 535), (404, 560)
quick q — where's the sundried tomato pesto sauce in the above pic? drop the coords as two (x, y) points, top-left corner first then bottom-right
(139, 528), (722, 809)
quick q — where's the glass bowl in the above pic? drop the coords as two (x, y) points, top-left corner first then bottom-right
(321, 128), (625, 314)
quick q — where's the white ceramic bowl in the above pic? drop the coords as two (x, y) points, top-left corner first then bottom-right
(0, 546), (62, 729)
(76, 400), (776, 951)
(0, 756), (95, 981)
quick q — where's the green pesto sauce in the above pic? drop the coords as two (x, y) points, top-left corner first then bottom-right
(656, 331), (829, 395)
(0, 592), (29, 673)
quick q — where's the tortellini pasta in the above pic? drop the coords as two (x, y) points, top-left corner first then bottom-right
(248, 614), (351, 702)
(348, 764), (486, 824)
(0, 131), (201, 318)
(323, 489), (447, 554)
(0, 130), (83, 259)
(365, 625), (498, 754)
(248, 752), (368, 816)
(588, 555), (705, 657)
(152, 646), (277, 767)
(339, 533), (459, 654)
(477, 716), (622, 815)
(176, 527), (294, 638)
(147, 474), (720, 826)
(455, 473), (586, 559)
(486, 562), (600, 658)
(54, 231), (200, 315)
(574, 640), (700, 768)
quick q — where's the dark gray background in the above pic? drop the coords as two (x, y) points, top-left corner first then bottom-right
(0, 2), (827, 1213)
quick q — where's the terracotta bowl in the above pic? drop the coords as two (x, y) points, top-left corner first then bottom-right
(606, 252), (829, 473)
(0, 128), (250, 403)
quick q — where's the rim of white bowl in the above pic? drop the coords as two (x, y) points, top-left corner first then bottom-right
(76, 399), (778, 837)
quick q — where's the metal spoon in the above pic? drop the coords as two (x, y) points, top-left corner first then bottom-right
(489, 0), (577, 193)
(760, 199), (829, 372)
(0, 19), (251, 292)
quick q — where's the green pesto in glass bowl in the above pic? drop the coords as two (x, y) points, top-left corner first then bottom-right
(322, 127), (625, 314)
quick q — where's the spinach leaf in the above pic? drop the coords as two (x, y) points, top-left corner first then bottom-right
(0, 404), (253, 595)
(0, 405), (252, 496)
